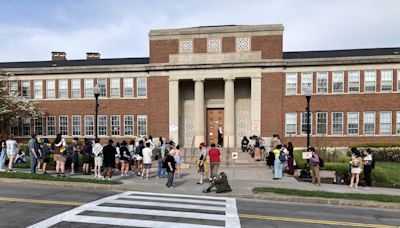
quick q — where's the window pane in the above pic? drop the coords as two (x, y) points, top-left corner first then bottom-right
(9, 118), (19, 136)
(124, 115), (134, 135)
(364, 112), (375, 135)
(110, 78), (120, 97)
(23, 117), (31, 136)
(47, 116), (56, 136)
(380, 112), (392, 135)
(317, 112), (327, 135)
(59, 79), (68, 98)
(34, 117), (43, 135)
(137, 115), (148, 136)
(397, 112), (400, 134)
(22, 81), (30, 99)
(332, 112), (343, 135)
(285, 73), (297, 95)
(348, 71), (360, 92)
(72, 79), (81, 98)
(348, 112), (359, 135)
(98, 115), (107, 135)
(34, 80), (43, 99)
(301, 112), (312, 135)
(317, 72), (327, 93)
(381, 70), (392, 91)
(85, 116), (94, 136)
(8, 81), (18, 96)
(111, 115), (120, 136)
(59, 116), (68, 136)
(72, 116), (81, 136)
(333, 72), (344, 93)
(285, 113), (297, 135)
(364, 70), (376, 92)
(137, 78), (147, 97)
(97, 78), (107, 97)
(301, 73), (312, 94)
(84, 79), (94, 98)
(46, 80), (55, 98)
(124, 78), (133, 97)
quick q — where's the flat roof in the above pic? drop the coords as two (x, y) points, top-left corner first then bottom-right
(283, 47), (400, 59)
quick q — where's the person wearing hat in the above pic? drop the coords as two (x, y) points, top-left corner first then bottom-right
(41, 138), (51, 175)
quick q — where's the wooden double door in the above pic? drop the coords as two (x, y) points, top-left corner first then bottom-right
(207, 108), (224, 146)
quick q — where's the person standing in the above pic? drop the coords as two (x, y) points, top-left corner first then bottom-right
(141, 142), (153, 179)
(102, 139), (117, 180)
(6, 135), (18, 172)
(174, 145), (182, 180)
(41, 138), (51, 175)
(165, 150), (176, 188)
(92, 138), (103, 178)
(0, 136), (6, 171)
(28, 134), (39, 174)
(53, 134), (67, 177)
(207, 143), (221, 181)
(363, 148), (374, 188)
(217, 125), (223, 147)
(309, 148), (321, 186)
(81, 139), (92, 175)
(350, 150), (363, 188)
(69, 138), (80, 175)
(197, 143), (208, 185)
(135, 140), (144, 176)
(273, 144), (283, 180)
(119, 141), (130, 176)
(287, 142), (295, 175)
(156, 140), (166, 178)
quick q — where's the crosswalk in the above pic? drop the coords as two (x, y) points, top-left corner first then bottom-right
(28, 191), (241, 228)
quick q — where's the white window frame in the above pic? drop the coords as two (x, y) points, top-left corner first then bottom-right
(285, 112), (297, 135)
(316, 72), (328, 93)
(301, 72), (313, 95)
(84, 79), (94, 98)
(22, 117), (31, 136)
(33, 117), (44, 136)
(111, 115), (120, 136)
(84, 115), (94, 136)
(72, 115), (81, 136)
(285, 73), (297, 95)
(396, 112), (400, 135)
(381, 70), (393, 92)
(123, 78), (134, 97)
(332, 71), (344, 93)
(97, 78), (107, 97)
(364, 70), (376, 92)
(58, 79), (68, 99)
(34, 80), (43, 99)
(137, 77), (147, 97)
(8, 81), (18, 96)
(46, 80), (55, 99)
(137, 115), (148, 136)
(46, 116), (56, 136)
(21, 81), (30, 99)
(71, 79), (81, 99)
(347, 112), (359, 135)
(301, 112), (312, 135)
(363, 112), (375, 135)
(380, 111), (392, 135)
(316, 112), (328, 135)
(348, 71), (360, 93)
(124, 115), (134, 136)
(98, 115), (107, 136)
(59, 115), (68, 136)
(332, 112), (343, 135)
(110, 78), (120, 97)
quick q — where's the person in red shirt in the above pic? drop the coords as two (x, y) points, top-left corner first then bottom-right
(207, 143), (221, 182)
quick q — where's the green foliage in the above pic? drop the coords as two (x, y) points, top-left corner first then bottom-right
(350, 142), (400, 148)
(294, 150), (307, 169)
(322, 163), (349, 176)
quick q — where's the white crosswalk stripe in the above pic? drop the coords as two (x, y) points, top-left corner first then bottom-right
(28, 191), (241, 228)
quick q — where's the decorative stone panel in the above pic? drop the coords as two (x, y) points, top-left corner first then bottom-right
(179, 40), (193, 53)
(237, 37), (250, 51)
(184, 118), (194, 147)
(207, 39), (221, 53)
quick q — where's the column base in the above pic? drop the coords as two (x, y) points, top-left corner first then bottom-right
(223, 135), (235, 148)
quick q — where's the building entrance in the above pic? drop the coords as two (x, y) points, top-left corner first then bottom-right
(207, 108), (224, 146)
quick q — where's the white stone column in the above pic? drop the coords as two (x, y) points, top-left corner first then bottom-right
(224, 77), (235, 148)
(251, 75), (262, 136)
(168, 78), (179, 144)
(194, 79), (205, 147)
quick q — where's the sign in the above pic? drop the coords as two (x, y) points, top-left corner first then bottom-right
(302, 151), (312, 159)
(231, 152), (238, 160)
(169, 124), (178, 133)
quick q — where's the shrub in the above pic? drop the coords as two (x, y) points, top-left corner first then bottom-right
(322, 163), (349, 177)
(354, 147), (400, 162)
(294, 150), (307, 169)
(350, 142), (400, 148)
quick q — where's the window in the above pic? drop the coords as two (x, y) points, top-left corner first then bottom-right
(137, 115), (148, 136)
(179, 40), (193, 53)
(285, 113), (297, 135)
(72, 79), (81, 98)
(347, 112), (359, 135)
(364, 70), (376, 92)
(301, 112), (312, 135)
(332, 112), (343, 135)
(364, 112), (375, 135)
(59, 116), (68, 136)
(34, 80), (43, 99)
(381, 70), (393, 91)
(46, 80), (55, 98)
(398, 70), (400, 91)
(34, 117), (43, 135)
(9, 118), (19, 136)
(110, 78), (120, 97)
(22, 117), (31, 136)
(137, 77), (147, 97)
(316, 112), (328, 135)
(348, 71), (360, 92)
(285, 73), (297, 95)
(58, 79), (68, 98)
(72, 115), (81, 136)
(301, 72), (312, 94)
(123, 78), (133, 97)
(47, 116), (56, 136)
(380, 111), (392, 135)
(97, 78), (107, 97)
(207, 39), (221, 53)
(124, 115), (134, 135)
(397, 112), (400, 134)
(84, 79), (94, 98)
(22, 81), (30, 99)
(84, 115), (94, 136)
(332, 72), (344, 93)
(8, 81), (18, 96)
(98, 115), (107, 136)
(111, 115), (120, 136)
(316, 72), (328, 93)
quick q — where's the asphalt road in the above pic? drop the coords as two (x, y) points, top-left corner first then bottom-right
(0, 183), (399, 228)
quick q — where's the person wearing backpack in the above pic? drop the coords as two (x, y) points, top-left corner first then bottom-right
(309, 148), (321, 186)
(362, 148), (373, 188)
(273, 144), (285, 180)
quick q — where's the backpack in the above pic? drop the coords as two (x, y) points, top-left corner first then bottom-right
(279, 150), (286, 162)
(319, 157), (324, 168)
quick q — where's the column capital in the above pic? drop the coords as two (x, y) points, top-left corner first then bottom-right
(223, 76), (235, 81)
(193, 77), (205, 82)
(250, 75), (262, 80)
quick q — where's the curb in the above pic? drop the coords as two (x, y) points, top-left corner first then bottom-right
(253, 192), (400, 209)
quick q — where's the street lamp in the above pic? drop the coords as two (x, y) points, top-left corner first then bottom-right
(305, 85), (312, 150)
(94, 84), (100, 139)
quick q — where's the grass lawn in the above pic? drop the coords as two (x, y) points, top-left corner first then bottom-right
(376, 162), (400, 187)
(0, 171), (122, 185)
(253, 187), (400, 204)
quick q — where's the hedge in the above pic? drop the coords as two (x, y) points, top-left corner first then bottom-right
(350, 142), (400, 148)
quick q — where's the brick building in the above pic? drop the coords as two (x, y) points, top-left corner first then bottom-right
(1, 24), (400, 148)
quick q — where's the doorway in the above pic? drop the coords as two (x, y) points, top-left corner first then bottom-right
(207, 108), (224, 146)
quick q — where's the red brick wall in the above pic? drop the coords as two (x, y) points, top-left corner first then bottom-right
(194, 38), (207, 53)
(149, 39), (179, 63)
(251, 35), (283, 59)
(222, 37), (235, 52)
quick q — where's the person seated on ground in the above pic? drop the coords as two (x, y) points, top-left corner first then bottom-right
(15, 151), (26, 164)
(203, 172), (232, 193)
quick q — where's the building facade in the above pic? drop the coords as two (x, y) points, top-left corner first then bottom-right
(1, 24), (400, 148)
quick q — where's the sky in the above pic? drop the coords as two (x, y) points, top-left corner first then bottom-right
(0, 0), (399, 62)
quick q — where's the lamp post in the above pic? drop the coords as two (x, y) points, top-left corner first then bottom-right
(94, 84), (100, 139)
(305, 85), (312, 150)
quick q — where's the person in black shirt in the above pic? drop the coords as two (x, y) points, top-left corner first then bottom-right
(241, 136), (249, 152)
(287, 142), (295, 175)
(102, 139), (117, 180)
(165, 151), (176, 188)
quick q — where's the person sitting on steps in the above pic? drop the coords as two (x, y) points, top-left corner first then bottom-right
(203, 172), (232, 193)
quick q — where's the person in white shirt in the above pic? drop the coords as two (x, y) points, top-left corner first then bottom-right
(6, 135), (18, 172)
(141, 142), (153, 179)
(147, 135), (155, 150)
(92, 138), (104, 178)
